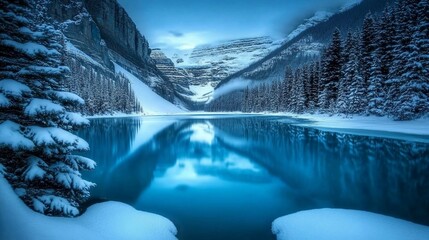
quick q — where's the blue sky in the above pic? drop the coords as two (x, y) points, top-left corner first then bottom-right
(117, 0), (352, 51)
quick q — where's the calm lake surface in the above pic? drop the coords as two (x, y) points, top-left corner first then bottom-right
(78, 115), (429, 240)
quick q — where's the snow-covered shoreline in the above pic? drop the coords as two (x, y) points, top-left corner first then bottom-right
(85, 111), (429, 137)
(272, 209), (429, 240)
(270, 112), (429, 135)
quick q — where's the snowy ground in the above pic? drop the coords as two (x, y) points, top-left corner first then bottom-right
(274, 112), (429, 137)
(188, 83), (214, 102)
(272, 209), (429, 240)
(86, 111), (429, 137)
(0, 176), (177, 240)
(113, 63), (184, 115)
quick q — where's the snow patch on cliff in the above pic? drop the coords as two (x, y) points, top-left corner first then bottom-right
(113, 63), (184, 115)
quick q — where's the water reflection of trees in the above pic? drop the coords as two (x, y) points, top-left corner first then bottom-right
(211, 117), (429, 225)
(80, 116), (429, 225)
(77, 118), (141, 170)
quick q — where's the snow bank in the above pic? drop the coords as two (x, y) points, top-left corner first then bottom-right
(0, 176), (177, 240)
(277, 113), (429, 137)
(113, 63), (184, 115)
(272, 209), (429, 240)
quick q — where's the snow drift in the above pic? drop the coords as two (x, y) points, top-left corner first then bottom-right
(0, 176), (177, 240)
(272, 209), (429, 240)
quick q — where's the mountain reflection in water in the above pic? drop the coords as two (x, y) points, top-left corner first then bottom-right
(78, 115), (429, 240)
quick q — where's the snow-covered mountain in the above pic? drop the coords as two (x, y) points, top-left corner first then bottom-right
(172, 37), (281, 84)
(215, 0), (387, 96)
(154, 2), (362, 105)
(162, 37), (281, 105)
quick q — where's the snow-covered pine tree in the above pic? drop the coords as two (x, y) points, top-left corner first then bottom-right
(243, 86), (249, 112)
(295, 67), (306, 113)
(319, 28), (342, 112)
(368, 54), (385, 116)
(308, 62), (320, 111)
(302, 64), (311, 110)
(274, 80), (282, 112)
(378, 4), (396, 79)
(282, 65), (293, 111)
(360, 12), (377, 95)
(0, 0), (95, 216)
(386, 0), (417, 116)
(337, 32), (355, 114)
(393, 0), (429, 120)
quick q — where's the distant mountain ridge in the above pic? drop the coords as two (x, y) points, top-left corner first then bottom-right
(171, 37), (281, 99)
(215, 0), (388, 92)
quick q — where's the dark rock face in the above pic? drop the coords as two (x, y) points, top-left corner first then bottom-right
(47, 0), (178, 105)
(84, 0), (152, 69)
(47, 0), (112, 68)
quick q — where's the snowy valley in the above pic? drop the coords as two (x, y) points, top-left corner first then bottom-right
(1, 0), (429, 240)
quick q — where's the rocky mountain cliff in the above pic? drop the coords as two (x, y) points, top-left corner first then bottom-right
(150, 49), (192, 96)
(47, 0), (178, 104)
(84, 0), (151, 68)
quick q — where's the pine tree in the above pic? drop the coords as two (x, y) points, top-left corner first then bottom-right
(320, 28), (342, 112)
(378, 4), (396, 79)
(368, 55), (385, 116)
(337, 32), (355, 114)
(0, 0), (95, 216)
(393, 0), (429, 120)
(308, 62), (320, 111)
(282, 66), (293, 111)
(360, 13), (377, 94)
(295, 67), (306, 113)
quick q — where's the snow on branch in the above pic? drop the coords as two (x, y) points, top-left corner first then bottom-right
(18, 27), (43, 39)
(18, 65), (70, 76)
(0, 9), (30, 24)
(0, 79), (31, 97)
(46, 90), (85, 105)
(50, 162), (95, 191)
(1, 39), (59, 57)
(37, 195), (79, 216)
(0, 120), (35, 151)
(0, 93), (11, 107)
(22, 156), (47, 181)
(26, 126), (89, 152)
(61, 112), (89, 127)
(24, 98), (64, 116)
(65, 155), (96, 171)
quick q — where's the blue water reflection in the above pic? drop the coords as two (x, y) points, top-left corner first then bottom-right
(78, 115), (429, 240)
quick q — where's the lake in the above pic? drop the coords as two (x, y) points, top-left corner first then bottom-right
(78, 115), (429, 240)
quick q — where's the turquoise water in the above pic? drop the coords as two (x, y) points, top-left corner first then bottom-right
(78, 115), (429, 240)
